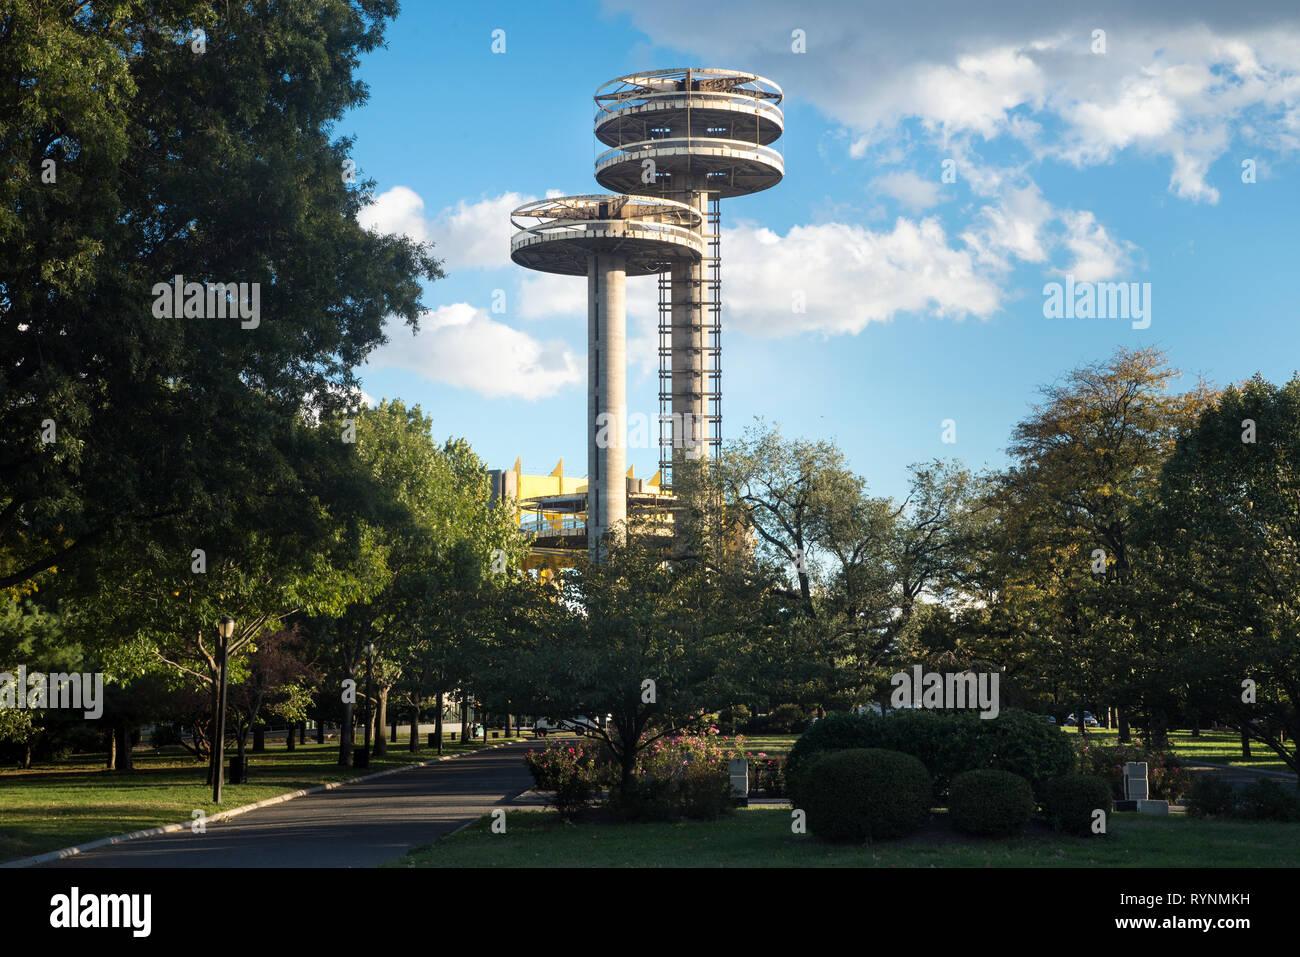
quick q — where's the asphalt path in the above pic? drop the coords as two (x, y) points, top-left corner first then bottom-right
(41, 740), (537, 868)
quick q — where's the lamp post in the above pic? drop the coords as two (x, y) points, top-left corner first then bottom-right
(359, 641), (375, 768)
(213, 616), (235, 803)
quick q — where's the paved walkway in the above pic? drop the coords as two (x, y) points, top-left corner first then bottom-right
(42, 741), (536, 868)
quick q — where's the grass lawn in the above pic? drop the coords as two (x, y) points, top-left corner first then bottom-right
(1060, 728), (1293, 773)
(0, 738), (503, 863)
(733, 734), (798, 758)
(392, 806), (1300, 868)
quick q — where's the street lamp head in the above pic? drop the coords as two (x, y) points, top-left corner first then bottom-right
(217, 616), (236, 639)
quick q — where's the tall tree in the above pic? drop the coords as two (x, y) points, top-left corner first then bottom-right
(983, 347), (1215, 740)
(1, 0), (442, 594)
(1142, 375), (1300, 776)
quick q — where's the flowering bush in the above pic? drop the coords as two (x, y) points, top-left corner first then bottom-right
(638, 729), (746, 778)
(612, 729), (745, 821)
(524, 741), (602, 818)
(748, 755), (786, 797)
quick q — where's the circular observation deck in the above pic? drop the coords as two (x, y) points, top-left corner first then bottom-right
(593, 68), (784, 197)
(594, 138), (784, 197)
(509, 194), (704, 276)
(594, 68), (784, 147)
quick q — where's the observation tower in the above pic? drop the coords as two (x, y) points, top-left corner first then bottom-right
(510, 195), (703, 556)
(592, 68), (784, 486)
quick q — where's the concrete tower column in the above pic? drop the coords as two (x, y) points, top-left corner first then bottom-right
(669, 186), (710, 464)
(587, 252), (627, 558)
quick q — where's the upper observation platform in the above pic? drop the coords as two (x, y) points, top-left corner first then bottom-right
(509, 194), (704, 276)
(593, 68), (785, 198)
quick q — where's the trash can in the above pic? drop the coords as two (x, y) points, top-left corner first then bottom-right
(353, 746), (370, 769)
(229, 755), (247, 784)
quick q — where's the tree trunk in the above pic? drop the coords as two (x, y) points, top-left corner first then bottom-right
(1151, 709), (1170, 749)
(620, 737), (637, 795)
(435, 691), (444, 755)
(106, 727), (116, 770)
(375, 687), (389, 757)
(252, 725), (266, 752)
(115, 721), (134, 772)
(1241, 723), (1252, 759)
(1118, 711), (1131, 744)
(207, 684), (219, 785)
(339, 699), (354, 766)
(1190, 713), (1200, 738)
(23, 740), (32, 769)
(315, 708), (325, 744)
(409, 702), (419, 752)
(286, 723), (296, 751)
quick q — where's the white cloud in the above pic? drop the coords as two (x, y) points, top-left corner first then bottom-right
(721, 218), (1003, 336)
(436, 192), (533, 272)
(357, 185), (430, 243)
(910, 46), (1048, 139)
(358, 188), (534, 273)
(366, 303), (582, 399)
(961, 183), (1054, 269)
(869, 170), (944, 211)
(602, 1), (1300, 205)
(1057, 210), (1138, 281)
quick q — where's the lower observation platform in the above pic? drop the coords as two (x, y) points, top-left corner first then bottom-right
(509, 194), (703, 276)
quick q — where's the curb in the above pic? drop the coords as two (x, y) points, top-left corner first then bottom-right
(1, 739), (529, 869)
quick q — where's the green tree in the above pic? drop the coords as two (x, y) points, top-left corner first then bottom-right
(981, 347), (1215, 741)
(1, 0), (441, 594)
(318, 402), (527, 762)
(1142, 375), (1300, 776)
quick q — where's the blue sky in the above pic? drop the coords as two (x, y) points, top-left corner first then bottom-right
(347, 0), (1300, 501)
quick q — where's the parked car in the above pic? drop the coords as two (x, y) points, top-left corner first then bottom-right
(1064, 711), (1099, 727)
(532, 715), (609, 737)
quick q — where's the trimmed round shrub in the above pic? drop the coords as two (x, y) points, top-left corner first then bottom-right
(980, 710), (1078, 797)
(786, 708), (1074, 801)
(786, 712), (882, 799)
(1183, 773), (1236, 819)
(800, 748), (932, 842)
(1041, 774), (1112, 835)
(948, 769), (1036, 836)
